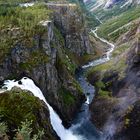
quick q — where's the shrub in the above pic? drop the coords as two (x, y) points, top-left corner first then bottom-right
(15, 120), (44, 140)
(0, 122), (8, 136)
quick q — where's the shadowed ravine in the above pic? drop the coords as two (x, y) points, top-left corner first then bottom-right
(70, 28), (116, 140)
(1, 28), (115, 140)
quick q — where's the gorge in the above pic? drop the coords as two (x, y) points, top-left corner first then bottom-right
(0, 0), (140, 140)
(0, 26), (115, 140)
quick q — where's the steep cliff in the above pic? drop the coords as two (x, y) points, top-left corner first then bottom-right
(47, 2), (96, 65)
(87, 19), (140, 139)
(48, 3), (91, 55)
(0, 1), (92, 129)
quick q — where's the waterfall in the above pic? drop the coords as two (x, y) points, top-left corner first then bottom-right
(2, 77), (84, 140)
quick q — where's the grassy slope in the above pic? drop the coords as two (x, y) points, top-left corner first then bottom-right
(68, 0), (100, 28)
(98, 7), (140, 39)
(0, 89), (57, 140)
(87, 21), (139, 98)
(97, 6), (140, 41)
(0, 2), (52, 62)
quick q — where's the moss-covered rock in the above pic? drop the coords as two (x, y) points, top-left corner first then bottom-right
(89, 96), (118, 130)
(0, 87), (58, 140)
(123, 101), (140, 140)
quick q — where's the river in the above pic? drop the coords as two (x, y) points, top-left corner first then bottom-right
(69, 27), (115, 140)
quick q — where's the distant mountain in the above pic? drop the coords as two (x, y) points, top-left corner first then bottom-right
(82, 0), (140, 22)
(83, 0), (140, 11)
(104, 0), (140, 8)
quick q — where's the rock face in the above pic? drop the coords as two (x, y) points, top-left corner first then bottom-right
(47, 2), (92, 56)
(0, 2), (90, 128)
(88, 24), (140, 139)
(0, 88), (59, 140)
(123, 100), (140, 140)
(89, 97), (117, 130)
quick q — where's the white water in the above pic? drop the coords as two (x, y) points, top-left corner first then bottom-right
(2, 77), (84, 140)
(82, 27), (115, 69)
(19, 2), (34, 7)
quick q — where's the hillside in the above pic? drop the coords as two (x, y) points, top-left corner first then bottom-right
(83, 0), (140, 22)
(85, 0), (140, 139)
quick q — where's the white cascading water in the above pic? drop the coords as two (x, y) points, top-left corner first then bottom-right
(82, 27), (115, 69)
(19, 2), (35, 7)
(2, 77), (84, 140)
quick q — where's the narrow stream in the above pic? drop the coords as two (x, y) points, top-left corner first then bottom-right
(83, 28), (115, 68)
(0, 28), (115, 140)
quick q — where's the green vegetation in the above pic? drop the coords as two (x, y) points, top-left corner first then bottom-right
(0, 119), (44, 140)
(72, 79), (83, 93)
(68, 0), (100, 28)
(95, 3), (133, 21)
(97, 6), (140, 40)
(0, 122), (7, 136)
(109, 27), (129, 42)
(87, 52), (127, 97)
(98, 89), (111, 97)
(56, 48), (77, 75)
(0, 2), (52, 61)
(88, 53), (127, 76)
(95, 81), (105, 89)
(95, 81), (111, 97)
(15, 120), (33, 140)
(112, 44), (130, 57)
(0, 90), (42, 126)
(125, 118), (130, 126)
(19, 49), (49, 71)
(54, 26), (65, 46)
(0, 3), (51, 32)
(0, 88), (54, 139)
(15, 120), (44, 140)
(124, 105), (134, 128)
(0, 0), (32, 4)
(59, 87), (76, 106)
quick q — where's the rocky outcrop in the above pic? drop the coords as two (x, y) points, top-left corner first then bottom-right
(0, 88), (58, 140)
(89, 97), (117, 130)
(88, 24), (140, 139)
(123, 100), (140, 140)
(47, 2), (92, 56)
